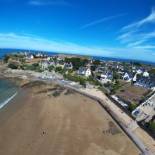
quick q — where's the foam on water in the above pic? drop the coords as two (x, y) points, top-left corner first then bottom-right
(0, 79), (18, 109)
(0, 92), (17, 109)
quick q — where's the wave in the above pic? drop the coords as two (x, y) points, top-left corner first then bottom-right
(0, 92), (17, 109)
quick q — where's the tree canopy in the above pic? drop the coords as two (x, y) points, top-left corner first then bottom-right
(64, 57), (89, 70)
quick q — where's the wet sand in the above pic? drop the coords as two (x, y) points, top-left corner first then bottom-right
(0, 81), (140, 155)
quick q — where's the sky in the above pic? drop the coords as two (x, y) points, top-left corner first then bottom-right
(0, 0), (155, 62)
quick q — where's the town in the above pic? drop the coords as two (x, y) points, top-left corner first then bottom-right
(1, 51), (155, 139)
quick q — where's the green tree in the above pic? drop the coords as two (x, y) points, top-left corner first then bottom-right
(148, 121), (155, 132)
(64, 57), (89, 70)
(4, 54), (10, 63)
(8, 62), (19, 69)
(55, 66), (63, 73)
(79, 78), (86, 87)
(112, 71), (120, 81)
(128, 102), (137, 112)
(149, 68), (155, 75)
(48, 65), (54, 72)
(93, 60), (100, 65)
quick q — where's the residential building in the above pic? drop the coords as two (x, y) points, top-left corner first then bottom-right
(40, 61), (49, 70)
(64, 62), (73, 70)
(132, 94), (155, 122)
(143, 71), (149, 78)
(123, 72), (133, 81)
(77, 67), (91, 77)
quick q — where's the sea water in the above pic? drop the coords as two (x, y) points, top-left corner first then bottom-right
(0, 79), (18, 109)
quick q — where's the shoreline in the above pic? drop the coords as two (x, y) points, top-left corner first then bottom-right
(1, 48), (155, 66)
(0, 68), (155, 154)
(3, 77), (145, 154)
(0, 92), (18, 109)
(0, 80), (140, 155)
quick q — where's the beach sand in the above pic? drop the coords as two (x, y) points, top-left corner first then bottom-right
(0, 81), (140, 155)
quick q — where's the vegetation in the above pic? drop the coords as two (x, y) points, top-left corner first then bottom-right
(88, 76), (102, 86)
(22, 63), (43, 72)
(4, 54), (10, 63)
(63, 74), (86, 87)
(147, 121), (155, 133)
(128, 102), (138, 112)
(64, 57), (89, 70)
(132, 61), (142, 67)
(8, 62), (19, 69)
(55, 66), (63, 73)
(149, 68), (155, 75)
(136, 73), (143, 79)
(4, 53), (25, 64)
(112, 71), (120, 81)
(108, 80), (122, 94)
(90, 65), (97, 71)
(48, 65), (55, 72)
(92, 60), (101, 66)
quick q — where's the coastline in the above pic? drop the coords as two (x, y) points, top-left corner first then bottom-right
(0, 48), (155, 66)
(0, 80), (140, 155)
(0, 92), (17, 109)
(0, 74), (23, 109)
(0, 68), (155, 154)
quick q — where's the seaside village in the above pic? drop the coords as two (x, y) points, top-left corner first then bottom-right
(1, 51), (155, 137)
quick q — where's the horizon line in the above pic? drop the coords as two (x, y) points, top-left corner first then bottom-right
(1, 47), (155, 64)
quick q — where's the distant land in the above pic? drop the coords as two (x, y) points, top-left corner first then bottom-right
(0, 48), (155, 66)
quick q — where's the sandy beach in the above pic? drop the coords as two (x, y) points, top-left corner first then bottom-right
(0, 81), (140, 155)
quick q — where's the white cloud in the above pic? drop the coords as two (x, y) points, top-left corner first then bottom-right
(133, 45), (155, 49)
(81, 13), (126, 29)
(0, 32), (155, 62)
(117, 31), (135, 43)
(28, 0), (71, 6)
(0, 33), (112, 57)
(118, 30), (155, 47)
(122, 8), (155, 31)
(118, 8), (155, 49)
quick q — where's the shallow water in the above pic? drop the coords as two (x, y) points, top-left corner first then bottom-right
(0, 79), (18, 109)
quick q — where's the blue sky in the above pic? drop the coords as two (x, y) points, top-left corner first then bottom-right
(0, 0), (155, 62)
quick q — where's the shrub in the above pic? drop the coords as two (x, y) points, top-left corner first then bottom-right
(148, 121), (155, 132)
(8, 62), (19, 69)
(128, 102), (137, 112)
(55, 66), (63, 73)
(4, 54), (10, 63)
(64, 57), (89, 70)
(64, 74), (87, 87)
(21, 63), (43, 72)
(48, 65), (54, 72)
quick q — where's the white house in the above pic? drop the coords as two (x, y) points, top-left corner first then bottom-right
(40, 61), (49, 70)
(132, 94), (155, 122)
(123, 72), (132, 81)
(101, 74), (108, 79)
(100, 74), (111, 84)
(64, 63), (73, 70)
(132, 74), (137, 82)
(137, 69), (143, 74)
(143, 71), (149, 78)
(46, 57), (51, 61)
(26, 54), (34, 60)
(78, 67), (91, 77)
(36, 53), (43, 58)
